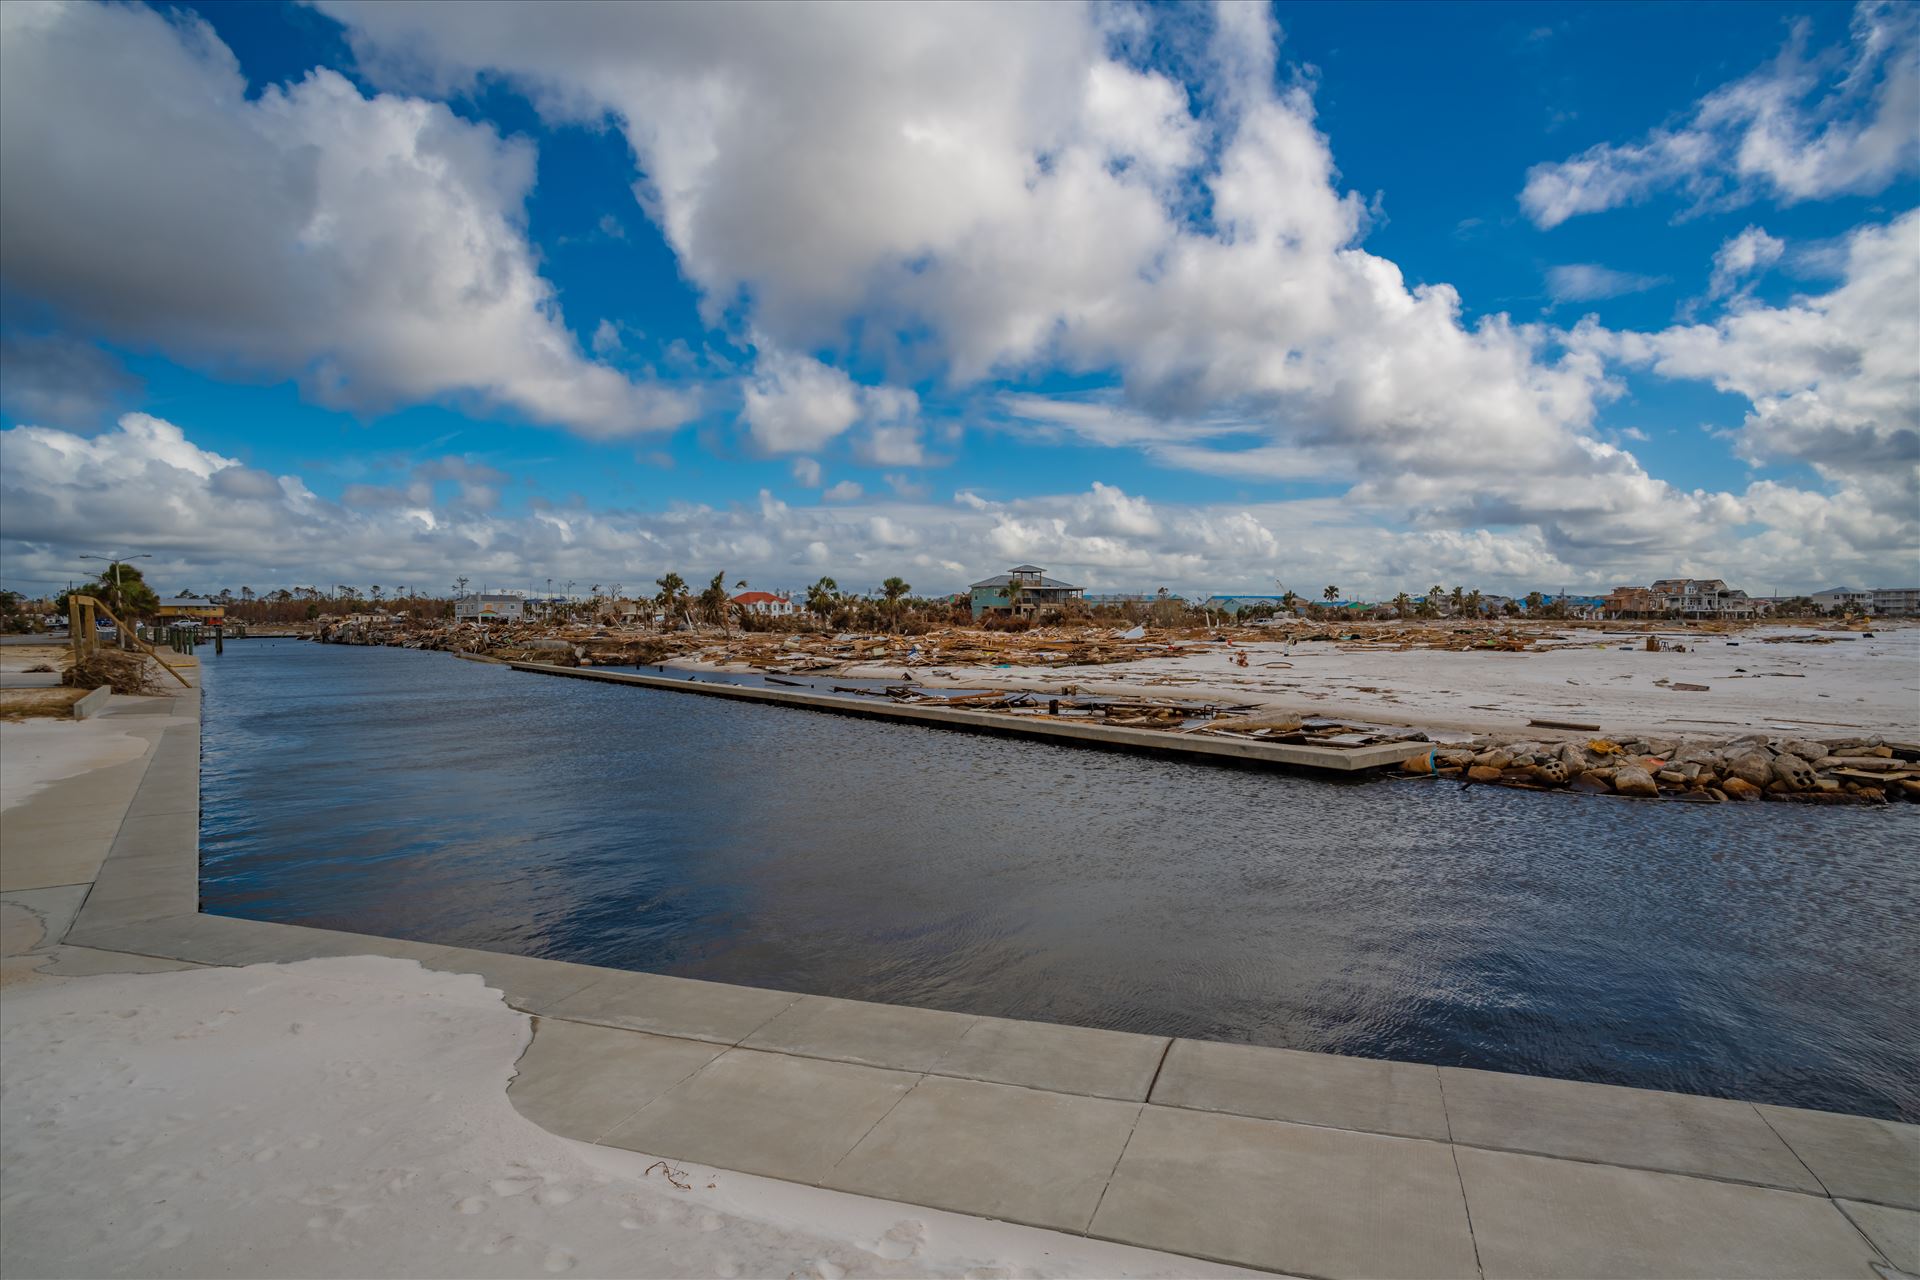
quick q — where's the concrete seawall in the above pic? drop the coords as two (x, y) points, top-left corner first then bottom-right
(505, 659), (1417, 773)
(8, 674), (1917, 1278)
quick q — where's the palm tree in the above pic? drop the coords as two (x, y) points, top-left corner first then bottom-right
(1465, 589), (1483, 617)
(881, 576), (910, 630)
(806, 576), (838, 621)
(1281, 590), (1298, 613)
(654, 572), (688, 627)
(1449, 585), (1464, 614)
(698, 571), (731, 630)
(1393, 591), (1412, 618)
(1322, 585), (1339, 603)
(1003, 576), (1026, 614)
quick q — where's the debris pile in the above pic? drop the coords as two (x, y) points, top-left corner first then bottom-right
(1402, 734), (1920, 804)
(61, 649), (165, 696)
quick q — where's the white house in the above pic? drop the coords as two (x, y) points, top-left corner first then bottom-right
(732, 590), (795, 617)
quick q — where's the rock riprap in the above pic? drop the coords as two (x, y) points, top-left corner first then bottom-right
(1403, 734), (1918, 804)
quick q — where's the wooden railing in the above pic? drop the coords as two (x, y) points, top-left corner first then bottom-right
(66, 595), (192, 688)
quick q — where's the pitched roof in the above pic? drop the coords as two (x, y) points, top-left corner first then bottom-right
(732, 591), (785, 604)
(968, 573), (1081, 590)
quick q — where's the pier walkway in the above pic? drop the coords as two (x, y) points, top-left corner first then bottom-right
(2, 676), (1915, 1277)
(506, 659), (1419, 772)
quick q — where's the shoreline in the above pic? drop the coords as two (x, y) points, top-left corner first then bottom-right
(295, 616), (1920, 807)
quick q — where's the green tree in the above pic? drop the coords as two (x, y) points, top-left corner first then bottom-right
(654, 572), (689, 626)
(1322, 585), (1339, 603)
(1281, 589), (1298, 612)
(1393, 591), (1412, 617)
(0, 590), (30, 634)
(1449, 585), (1464, 613)
(62, 563), (160, 619)
(806, 576), (839, 620)
(1525, 591), (1545, 613)
(698, 571), (731, 630)
(881, 576), (911, 628)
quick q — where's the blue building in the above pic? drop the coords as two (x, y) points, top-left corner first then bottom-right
(968, 565), (1084, 619)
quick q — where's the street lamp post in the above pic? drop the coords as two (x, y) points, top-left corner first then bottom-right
(78, 552), (151, 646)
(78, 552), (152, 607)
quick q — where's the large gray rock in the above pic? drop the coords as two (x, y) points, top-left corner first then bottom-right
(1725, 751), (1776, 788)
(1613, 766), (1659, 798)
(1772, 754), (1816, 792)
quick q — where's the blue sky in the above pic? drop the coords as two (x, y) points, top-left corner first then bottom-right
(1, 0), (1914, 599)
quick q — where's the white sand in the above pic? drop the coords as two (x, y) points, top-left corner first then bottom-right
(0, 719), (152, 812)
(0, 956), (1253, 1279)
(839, 623), (1920, 741)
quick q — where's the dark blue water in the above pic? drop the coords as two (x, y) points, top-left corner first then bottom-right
(200, 642), (1920, 1120)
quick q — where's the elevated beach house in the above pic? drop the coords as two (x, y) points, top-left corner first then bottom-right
(155, 596), (224, 628)
(968, 564), (1084, 619)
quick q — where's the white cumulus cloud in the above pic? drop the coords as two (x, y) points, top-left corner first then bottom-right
(0, 1), (694, 438)
(1521, 1), (1919, 227)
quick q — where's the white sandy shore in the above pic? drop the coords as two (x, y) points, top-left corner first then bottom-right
(0, 955), (1255, 1279)
(825, 623), (1920, 742)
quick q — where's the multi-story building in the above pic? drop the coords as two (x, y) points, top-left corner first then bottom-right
(1869, 587), (1919, 616)
(1810, 587), (1873, 614)
(1603, 586), (1658, 617)
(1646, 578), (1761, 618)
(968, 565), (1084, 618)
(1605, 580), (1761, 619)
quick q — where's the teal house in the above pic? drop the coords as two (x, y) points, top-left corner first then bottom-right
(968, 564), (1084, 619)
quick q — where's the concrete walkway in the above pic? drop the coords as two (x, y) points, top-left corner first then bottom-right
(3, 678), (1916, 1278)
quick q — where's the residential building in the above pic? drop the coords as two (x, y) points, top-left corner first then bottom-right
(968, 565), (1084, 618)
(1870, 587), (1919, 616)
(732, 590), (795, 617)
(1811, 586), (1873, 614)
(1603, 586), (1658, 618)
(1622, 578), (1760, 618)
(454, 592), (526, 622)
(155, 596), (225, 627)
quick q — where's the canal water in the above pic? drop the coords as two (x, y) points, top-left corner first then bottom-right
(200, 642), (1920, 1120)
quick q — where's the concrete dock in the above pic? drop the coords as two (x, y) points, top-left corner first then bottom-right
(2, 675), (1915, 1277)
(506, 659), (1420, 772)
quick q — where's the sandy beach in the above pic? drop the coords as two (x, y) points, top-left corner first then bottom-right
(825, 623), (1920, 743)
